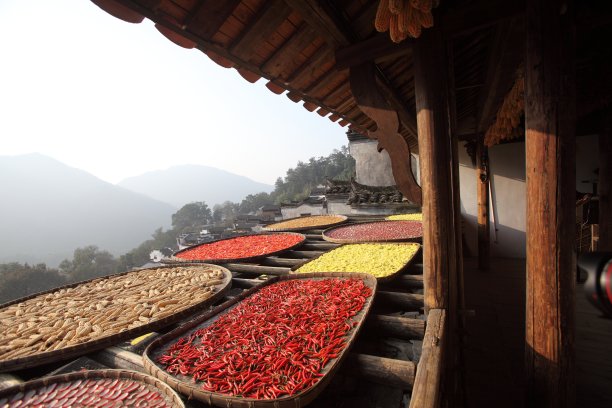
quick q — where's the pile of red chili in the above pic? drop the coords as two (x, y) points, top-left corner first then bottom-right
(157, 278), (372, 399)
(174, 233), (304, 261)
(324, 220), (423, 242)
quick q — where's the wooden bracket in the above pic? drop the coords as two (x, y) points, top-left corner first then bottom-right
(349, 63), (422, 205)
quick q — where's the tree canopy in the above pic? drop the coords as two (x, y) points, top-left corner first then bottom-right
(0, 263), (67, 304)
(171, 201), (212, 232)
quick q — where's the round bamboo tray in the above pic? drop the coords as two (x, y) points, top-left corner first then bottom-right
(0, 369), (185, 407)
(166, 232), (306, 264)
(385, 213), (423, 221)
(143, 273), (377, 408)
(322, 220), (423, 244)
(0, 264), (232, 372)
(291, 243), (422, 283)
(261, 215), (348, 232)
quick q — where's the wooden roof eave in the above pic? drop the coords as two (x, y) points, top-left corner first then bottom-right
(93, 0), (370, 135)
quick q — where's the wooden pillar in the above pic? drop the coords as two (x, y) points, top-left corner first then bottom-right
(413, 28), (455, 312)
(525, 0), (576, 407)
(599, 118), (612, 251)
(476, 141), (490, 270)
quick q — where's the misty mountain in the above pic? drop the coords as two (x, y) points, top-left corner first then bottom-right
(0, 154), (176, 267)
(117, 165), (273, 208)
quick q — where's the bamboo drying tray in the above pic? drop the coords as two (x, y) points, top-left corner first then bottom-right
(292, 243), (422, 283)
(143, 273), (377, 408)
(166, 232), (306, 264)
(322, 220), (423, 244)
(261, 215), (348, 232)
(385, 213), (423, 221)
(0, 264), (231, 372)
(0, 369), (185, 407)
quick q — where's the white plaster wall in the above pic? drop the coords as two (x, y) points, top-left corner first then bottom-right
(349, 140), (396, 186)
(280, 204), (325, 219)
(457, 134), (599, 259)
(458, 142), (527, 258)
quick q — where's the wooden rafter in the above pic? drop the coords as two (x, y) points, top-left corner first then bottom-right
(284, 0), (418, 143)
(335, 34), (412, 71)
(184, 0), (241, 39)
(107, 0), (370, 136)
(230, 0), (292, 60)
(283, 0), (353, 47)
(261, 25), (316, 78)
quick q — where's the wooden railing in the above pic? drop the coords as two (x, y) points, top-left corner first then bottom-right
(409, 309), (447, 408)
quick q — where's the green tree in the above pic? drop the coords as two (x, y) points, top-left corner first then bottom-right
(59, 246), (119, 282)
(265, 145), (355, 205)
(213, 201), (240, 224)
(117, 227), (177, 271)
(238, 192), (274, 214)
(172, 201), (212, 232)
(0, 263), (67, 303)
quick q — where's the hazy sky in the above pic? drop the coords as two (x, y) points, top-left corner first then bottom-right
(0, 0), (348, 185)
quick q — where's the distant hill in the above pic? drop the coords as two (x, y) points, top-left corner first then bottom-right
(0, 154), (176, 267)
(118, 165), (273, 208)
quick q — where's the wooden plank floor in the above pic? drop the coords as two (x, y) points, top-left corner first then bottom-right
(462, 257), (612, 408)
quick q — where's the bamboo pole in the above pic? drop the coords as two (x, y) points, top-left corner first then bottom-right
(476, 141), (490, 270)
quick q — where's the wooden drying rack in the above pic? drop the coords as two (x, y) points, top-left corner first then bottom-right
(0, 214), (445, 408)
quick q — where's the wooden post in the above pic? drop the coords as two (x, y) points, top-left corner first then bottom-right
(414, 26), (459, 405)
(476, 141), (490, 270)
(525, 0), (576, 407)
(599, 118), (612, 251)
(413, 28), (455, 312)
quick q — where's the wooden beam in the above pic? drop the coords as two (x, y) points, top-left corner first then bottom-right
(283, 0), (351, 47)
(365, 314), (425, 340)
(335, 34), (412, 71)
(525, 0), (576, 406)
(262, 25), (317, 78)
(409, 309), (446, 408)
(376, 291), (424, 310)
(349, 62), (422, 205)
(414, 28), (455, 311)
(375, 69), (419, 138)
(260, 257), (305, 267)
(599, 117), (612, 251)
(94, 346), (415, 390)
(221, 263), (291, 276)
(475, 20), (520, 133)
(447, 39), (467, 404)
(285, 45), (332, 84)
(441, 0), (525, 37)
(286, 0), (419, 144)
(184, 0), (241, 39)
(344, 353), (415, 390)
(230, 0), (292, 60)
(476, 141), (490, 270)
(91, 346), (146, 373)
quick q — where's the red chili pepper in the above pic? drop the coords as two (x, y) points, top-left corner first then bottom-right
(157, 278), (372, 399)
(176, 234), (303, 261)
